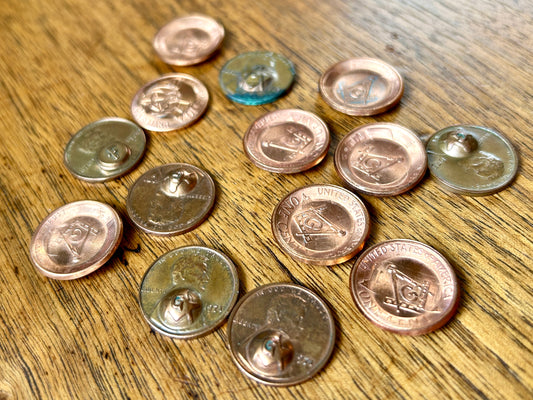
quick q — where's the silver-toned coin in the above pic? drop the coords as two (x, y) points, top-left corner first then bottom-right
(126, 163), (215, 235)
(64, 118), (146, 182)
(139, 246), (239, 339)
(227, 283), (335, 386)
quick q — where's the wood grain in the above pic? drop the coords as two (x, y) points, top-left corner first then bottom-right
(0, 0), (531, 398)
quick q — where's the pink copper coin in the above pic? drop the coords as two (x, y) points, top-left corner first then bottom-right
(350, 239), (459, 335)
(153, 14), (224, 66)
(131, 73), (209, 132)
(272, 184), (370, 266)
(319, 58), (404, 116)
(243, 109), (330, 173)
(335, 123), (427, 196)
(30, 200), (123, 280)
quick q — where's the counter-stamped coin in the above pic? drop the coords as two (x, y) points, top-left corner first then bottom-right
(272, 184), (370, 265)
(131, 73), (209, 132)
(64, 117), (146, 182)
(30, 200), (123, 280)
(244, 109), (330, 173)
(350, 239), (459, 335)
(153, 14), (224, 66)
(227, 283), (335, 386)
(139, 246), (239, 339)
(126, 163), (215, 235)
(426, 125), (518, 196)
(335, 123), (427, 196)
(319, 58), (404, 116)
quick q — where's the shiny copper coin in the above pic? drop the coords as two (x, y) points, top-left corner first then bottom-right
(350, 239), (459, 335)
(227, 283), (335, 386)
(30, 200), (123, 280)
(243, 109), (330, 173)
(126, 163), (215, 235)
(153, 14), (224, 66)
(335, 123), (427, 196)
(139, 246), (239, 339)
(319, 58), (404, 116)
(131, 73), (209, 132)
(272, 184), (370, 265)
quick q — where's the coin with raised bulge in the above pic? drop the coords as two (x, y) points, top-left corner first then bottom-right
(227, 283), (335, 386)
(139, 246), (239, 339)
(64, 117), (146, 182)
(426, 125), (519, 196)
(350, 239), (459, 335)
(319, 57), (404, 116)
(153, 14), (224, 66)
(244, 109), (330, 173)
(131, 73), (209, 132)
(30, 200), (123, 280)
(126, 163), (215, 235)
(335, 123), (427, 196)
(272, 184), (370, 265)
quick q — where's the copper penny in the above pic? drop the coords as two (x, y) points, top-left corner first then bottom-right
(335, 123), (427, 196)
(139, 246), (239, 339)
(350, 239), (459, 335)
(272, 184), (370, 265)
(131, 73), (209, 132)
(126, 163), (215, 235)
(153, 14), (224, 66)
(243, 109), (330, 173)
(319, 58), (404, 116)
(227, 283), (335, 386)
(30, 200), (123, 280)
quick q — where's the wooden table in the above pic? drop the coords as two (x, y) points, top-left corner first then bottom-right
(1, 0), (531, 398)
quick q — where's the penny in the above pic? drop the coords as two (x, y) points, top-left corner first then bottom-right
(272, 184), (370, 265)
(126, 163), (215, 235)
(219, 51), (295, 105)
(64, 117), (146, 182)
(131, 73), (209, 132)
(29, 200), (123, 280)
(334, 123), (427, 196)
(319, 58), (404, 116)
(426, 125), (519, 196)
(139, 246), (239, 339)
(243, 109), (330, 173)
(227, 283), (335, 386)
(350, 239), (459, 335)
(153, 14), (224, 66)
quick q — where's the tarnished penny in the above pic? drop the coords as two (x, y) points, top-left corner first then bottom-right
(319, 58), (404, 116)
(126, 163), (215, 235)
(272, 184), (370, 265)
(335, 123), (427, 196)
(243, 109), (330, 173)
(139, 246), (239, 339)
(131, 73), (209, 132)
(64, 117), (146, 182)
(227, 283), (335, 386)
(153, 14), (224, 66)
(30, 200), (123, 280)
(426, 125), (519, 196)
(350, 239), (459, 335)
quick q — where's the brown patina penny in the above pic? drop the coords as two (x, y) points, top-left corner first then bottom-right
(126, 163), (215, 235)
(227, 283), (335, 386)
(272, 184), (370, 265)
(30, 200), (123, 280)
(319, 58), (404, 116)
(153, 14), (224, 66)
(335, 123), (427, 196)
(131, 73), (209, 132)
(350, 239), (459, 335)
(243, 109), (330, 173)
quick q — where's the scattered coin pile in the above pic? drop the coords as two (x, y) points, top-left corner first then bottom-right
(29, 13), (519, 387)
